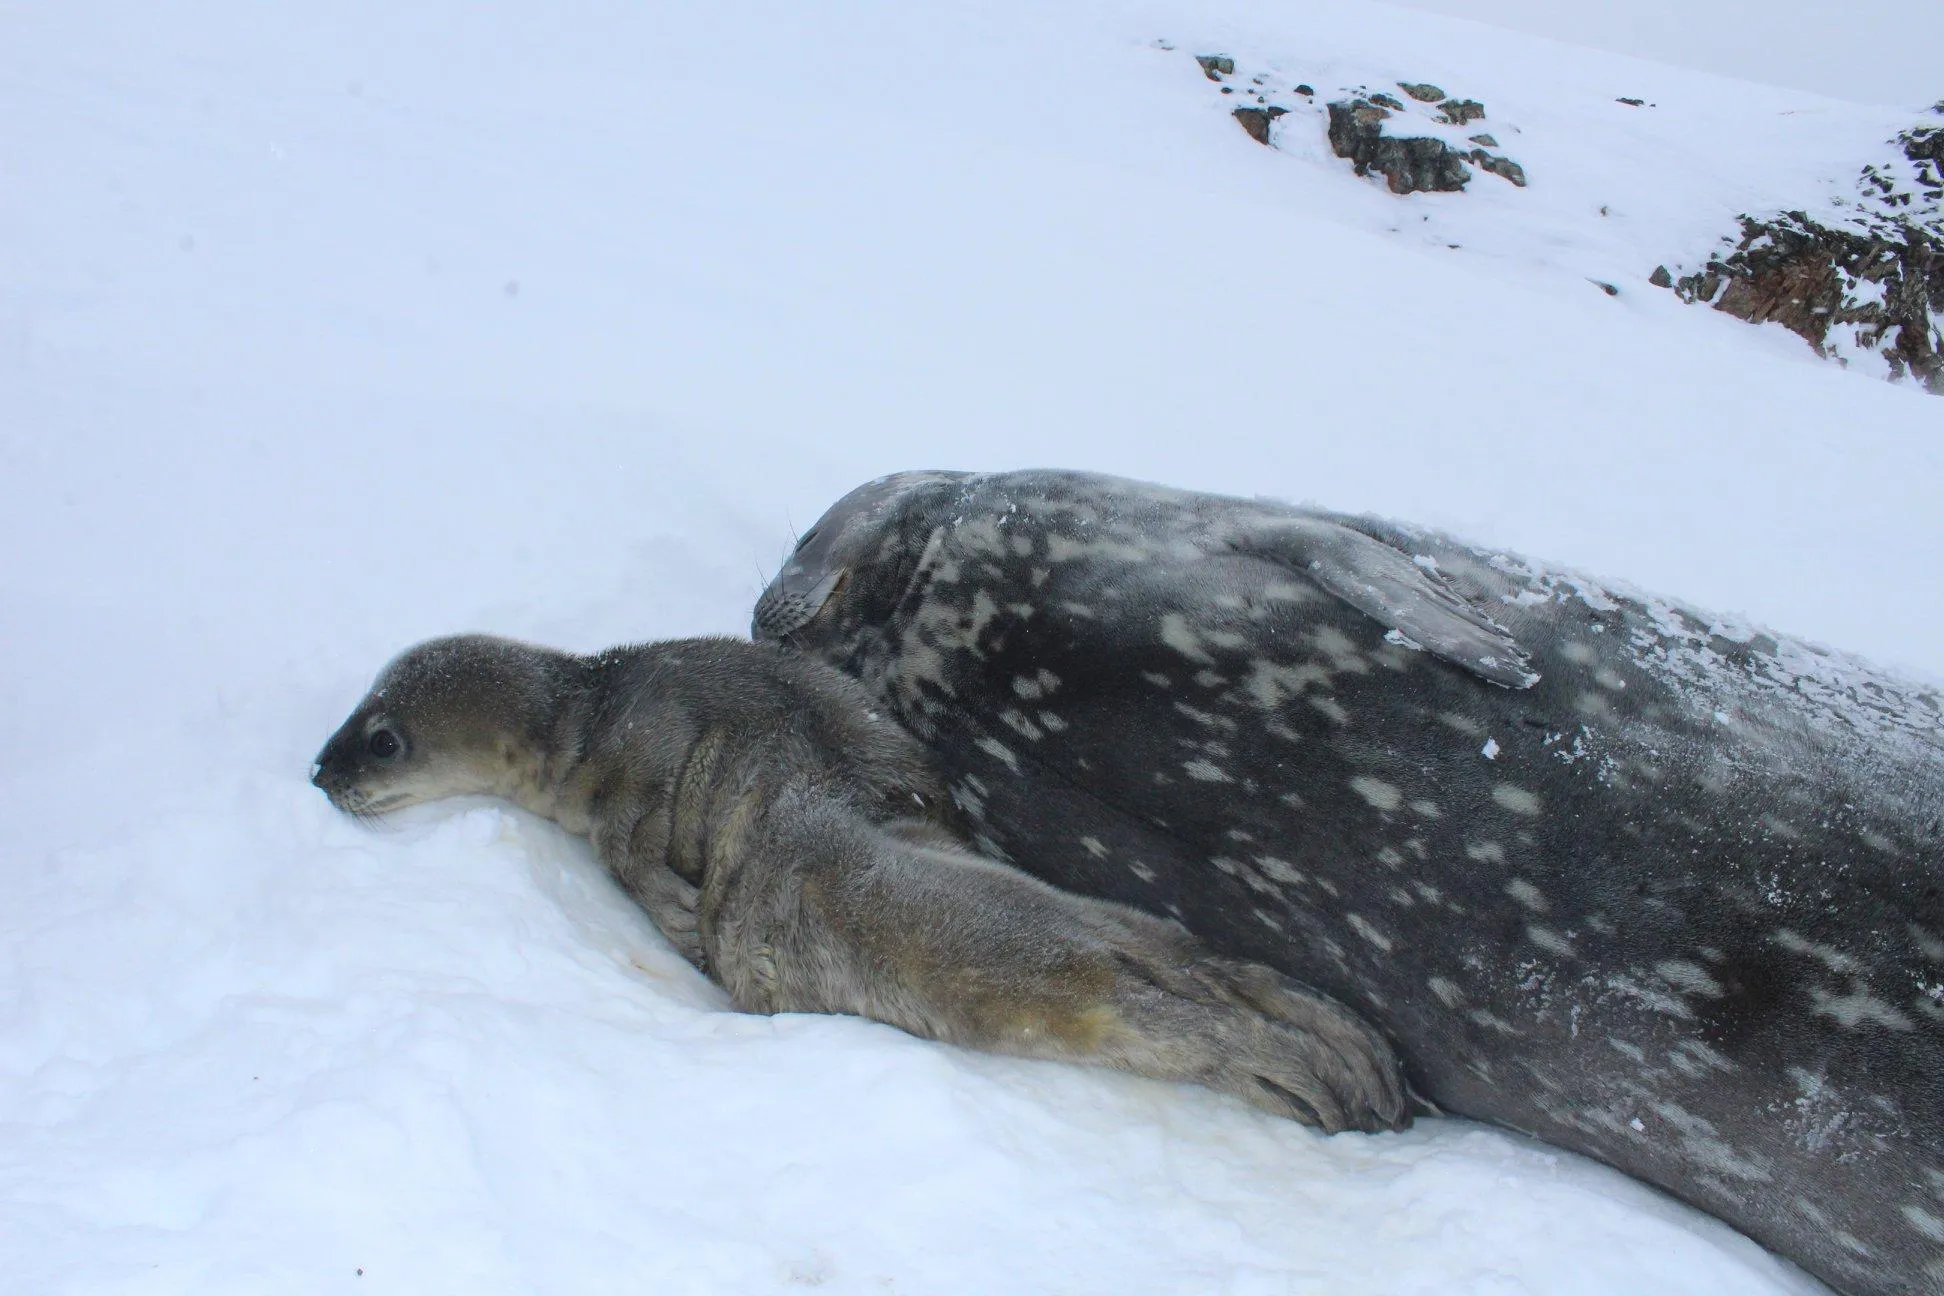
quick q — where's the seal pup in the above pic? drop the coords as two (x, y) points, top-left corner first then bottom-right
(754, 469), (1944, 1296)
(310, 633), (1409, 1134)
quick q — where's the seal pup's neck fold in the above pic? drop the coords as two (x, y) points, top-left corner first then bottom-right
(492, 649), (608, 830)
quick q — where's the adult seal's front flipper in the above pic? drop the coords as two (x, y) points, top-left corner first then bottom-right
(1225, 515), (1539, 689)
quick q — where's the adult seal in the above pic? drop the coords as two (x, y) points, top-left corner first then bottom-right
(753, 469), (1944, 1296)
(311, 633), (1408, 1133)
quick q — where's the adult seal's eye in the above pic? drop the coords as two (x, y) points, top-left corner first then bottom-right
(368, 729), (402, 759)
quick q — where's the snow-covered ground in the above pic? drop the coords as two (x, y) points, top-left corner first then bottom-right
(1382, 0), (1944, 105)
(3, 1), (1939, 1292)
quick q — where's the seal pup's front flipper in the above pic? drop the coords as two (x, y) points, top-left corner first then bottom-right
(620, 860), (708, 973)
(774, 803), (1412, 1135)
(1228, 516), (1539, 689)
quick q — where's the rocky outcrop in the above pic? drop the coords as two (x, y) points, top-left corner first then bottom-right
(1192, 54), (1527, 196)
(1232, 105), (1287, 146)
(1469, 150), (1527, 187)
(1652, 103), (1944, 395)
(1325, 99), (1472, 193)
(1176, 45), (1938, 393)
(1659, 216), (1941, 393)
(1181, 54), (1531, 196)
(1325, 96), (1526, 194)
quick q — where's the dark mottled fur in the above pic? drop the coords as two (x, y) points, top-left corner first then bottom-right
(755, 469), (1944, 1296)
(311, 634), (1409, 1133)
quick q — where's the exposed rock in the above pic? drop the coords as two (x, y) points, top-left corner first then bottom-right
(1184, 52), (1528, 201)
(1324, 95), (1528, 195)
(1898, 117), (1943, 193)
(1653, 104), (1944, 395)
(1666, 213), (1942, 393)
(1469, 150), (1527, 187)
(1590, 280), (1620, 296)
(1327, 99), (1473, 194)
(1617, 97), (1646, 107)
(1233, 106), (1288, 145)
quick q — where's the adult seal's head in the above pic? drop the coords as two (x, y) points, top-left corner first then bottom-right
(754, 471), (971, 644)
(310, 634), (573, 818)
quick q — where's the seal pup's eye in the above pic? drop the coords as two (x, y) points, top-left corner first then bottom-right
(368, 729), (402, 759)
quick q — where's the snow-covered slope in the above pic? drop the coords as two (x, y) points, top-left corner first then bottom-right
(1166, 32), (1941, 392)
(1383, 0), (1944, 107)
(3, 1), (1939, 1292)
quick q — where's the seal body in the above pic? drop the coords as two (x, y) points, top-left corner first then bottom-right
(754, 469), (1944, 1296)
(310, 634), (1408, 1133)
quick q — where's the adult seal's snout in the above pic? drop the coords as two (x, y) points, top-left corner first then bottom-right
(757, 467), (1944, 1296)
(751, 567), (845, 640)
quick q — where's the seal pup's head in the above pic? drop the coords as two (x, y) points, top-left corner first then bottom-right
(311, 634), (573, 818)
(752, 471), (968, 643)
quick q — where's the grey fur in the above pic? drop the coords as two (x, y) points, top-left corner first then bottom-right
(311, 634), (1409, 1134)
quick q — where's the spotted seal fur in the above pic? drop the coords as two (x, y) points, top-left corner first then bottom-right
(754, 469), (1944, 1296)
(310, 633), (1409, 1133)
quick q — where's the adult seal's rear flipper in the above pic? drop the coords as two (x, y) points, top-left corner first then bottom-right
(1229, 516), (1539, 690)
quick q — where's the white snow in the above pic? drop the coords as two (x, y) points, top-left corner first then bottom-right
(1847, 276), (1889, 310)
(5, 0), (1938, 1292)
(1381, 0), (1944, 106)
